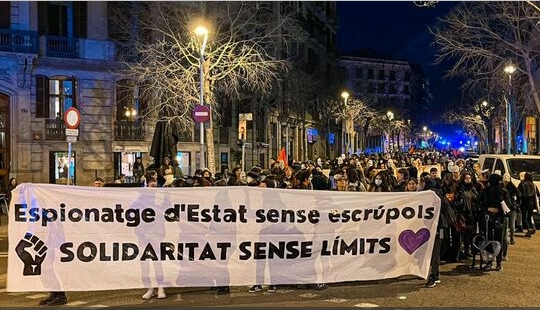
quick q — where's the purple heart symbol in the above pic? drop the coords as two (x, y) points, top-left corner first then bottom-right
(398, 228), (430, 255)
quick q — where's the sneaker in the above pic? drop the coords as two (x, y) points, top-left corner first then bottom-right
(142, 288), (155, 300)
(481, 262), (493, 271)
(495, 265), (503, 271)
(45, 296), (68, 306)
(248, 285), (263, 293)
(434, 276), (441, 284)
(425, 278), (436, 288)
(502, 256), (508, 261)
(217, 286), (230, 295)
(157, 287), (167, 299)
(39, 294), (55, 306)
(267, 285), (277, 293)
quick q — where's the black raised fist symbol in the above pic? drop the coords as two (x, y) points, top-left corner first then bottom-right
(15, 232), (48, 276)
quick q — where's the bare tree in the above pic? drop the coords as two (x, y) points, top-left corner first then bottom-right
(431, 2), (540, 114)
(110, 2), (293, 172)
(334, 98), (377, 153)
(315, 97), (346, 159)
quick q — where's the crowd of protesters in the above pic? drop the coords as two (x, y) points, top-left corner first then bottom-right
(93, 149), (539, 298)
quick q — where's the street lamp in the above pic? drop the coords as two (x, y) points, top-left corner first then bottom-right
(124, 107), (137, 119)
(341, 91), (350, 154)
(422, 126), (427, 149)
(386, 111), (394, 152)
(195, 25), (209, 169)
(504, 63), (516, 154)
(341, 91), (350, 103)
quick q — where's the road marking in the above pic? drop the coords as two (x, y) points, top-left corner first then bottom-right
(7, 292), (26, 296)
(87, 305), (109, 308)
(326, 297), (349, 303)
(354, 302), (380, 307)
(0, 251), (8, 258)
(298, 292), (320, 298)
(26, 293), (49, 299)
(67, 301), (89, 306)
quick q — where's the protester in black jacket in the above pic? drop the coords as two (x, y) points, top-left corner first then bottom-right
(480, 173), (511, 271)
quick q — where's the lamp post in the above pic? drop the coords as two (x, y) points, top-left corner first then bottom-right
(386, 111), (394, 152)
(504, 63), (516, 154)
(422, 126), (427, 149)
(195, 26), (209, 169)
(341, 91), (350, 154)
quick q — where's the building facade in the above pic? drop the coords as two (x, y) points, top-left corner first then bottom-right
(338, 56), (414, 153)
(0, 1), (339, 190)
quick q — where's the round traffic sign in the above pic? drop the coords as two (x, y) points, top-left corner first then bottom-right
(64, 107), (81, 129)
(193, 105), (210, 123)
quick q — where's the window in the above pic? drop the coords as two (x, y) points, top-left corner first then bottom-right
(389, 84), (397, 95)
(367, 82), (375, 94)
(378, 83), (385, 94)
(367, 69), (374, 79)
(355, 67), (362, 79)
(494, 159), (506, 176)
(378, 70), (385, 80)
(403, 85), (410, 95)
(0, 2), (10, 29)
(482, 158), (495, 172)
(328, 133), (335, 145)
(38, 1), (87, 37)
(307, 128), (319, 143)
(116, 79), (138, 121)
(507, 158), (540, 180)
(36, 75), (77, 118)
(50, 151), (76, 185)
(218, 100), (232, 127)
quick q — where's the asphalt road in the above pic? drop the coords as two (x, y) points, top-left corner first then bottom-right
(1, 213), (539, 307)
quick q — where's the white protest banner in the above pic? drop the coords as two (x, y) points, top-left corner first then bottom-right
(7, 183), (440, 292)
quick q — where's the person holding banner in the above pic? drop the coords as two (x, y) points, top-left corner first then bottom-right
(422, 176), (446, 287)
(140, 170), (169, 299)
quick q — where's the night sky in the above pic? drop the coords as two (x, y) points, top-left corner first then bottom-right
(336, 1), (461, 135)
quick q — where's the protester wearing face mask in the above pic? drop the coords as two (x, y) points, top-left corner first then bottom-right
(368, 171), (391, 192)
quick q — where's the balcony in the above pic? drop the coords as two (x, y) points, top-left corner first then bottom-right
(0, 29), (39, 54)
(114, 120), (144, 141)
(43, 35), (79, 58)
(45, 119), (66, 140)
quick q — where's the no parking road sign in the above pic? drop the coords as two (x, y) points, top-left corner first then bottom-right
(193, 105), (210, 123)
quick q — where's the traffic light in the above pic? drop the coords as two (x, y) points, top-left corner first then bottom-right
(238, 119), (247, 141)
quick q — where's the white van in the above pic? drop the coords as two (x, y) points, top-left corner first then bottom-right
(478, 154), (540, 191)
(478, 154), (540, 227)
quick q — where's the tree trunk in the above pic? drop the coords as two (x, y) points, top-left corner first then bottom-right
(206, 127), (215, 173)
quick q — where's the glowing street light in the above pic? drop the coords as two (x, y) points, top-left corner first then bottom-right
(341, 91), (350, 154)
(195, 25), (209, 169)
(341, 91), (350, 100)
(386, 111), (394, 152)
(504, 63), (516, 154)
